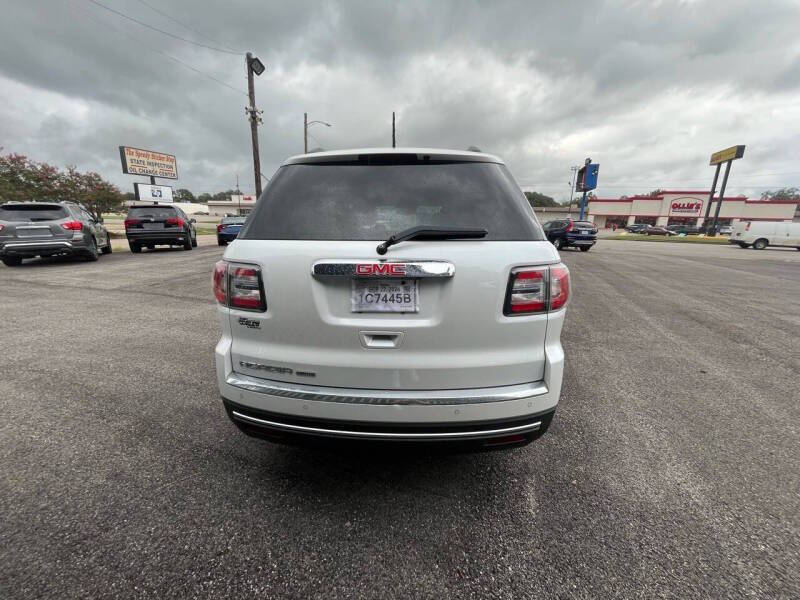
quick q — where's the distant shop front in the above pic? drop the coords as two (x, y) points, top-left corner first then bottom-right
(588, 191), (798, 229)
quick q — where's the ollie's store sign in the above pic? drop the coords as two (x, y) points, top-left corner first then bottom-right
(670, 199), (703, 214)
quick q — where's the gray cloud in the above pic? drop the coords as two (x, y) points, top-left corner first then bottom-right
(1, 0), (800, 200)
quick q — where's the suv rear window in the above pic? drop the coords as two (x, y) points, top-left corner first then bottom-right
(0, 204), (69, 221)
(127, 206), (177, 218)
(240, 161), (543, 241)
(573, 221), (596, 228)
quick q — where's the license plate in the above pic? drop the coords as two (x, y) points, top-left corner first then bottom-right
(17, 227), (53, 238)
(143, 222), (163, 230)
(579, 229), (589, 234)
(351, 279), (418, 313)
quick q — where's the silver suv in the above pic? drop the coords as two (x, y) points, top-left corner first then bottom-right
(0, 202), (111, 266)
(213, 148), (569, 450)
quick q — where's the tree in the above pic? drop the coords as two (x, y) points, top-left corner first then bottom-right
(212, 189), (237, 202)
(760, 187), (800, 200)
(196, 193), (213, 204)
(524, 191), (560, 208)
(174, 188), (195, 202)
(0, 151), (123, 217)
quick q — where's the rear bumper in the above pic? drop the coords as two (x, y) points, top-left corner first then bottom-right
(215, 310), (564, 444)
(0, 239), (84, 258)
(564, 237), (596, 247)
(126, 231), (188, 244)
(223, 397), (554, 447)
(218, 232), (238, 242)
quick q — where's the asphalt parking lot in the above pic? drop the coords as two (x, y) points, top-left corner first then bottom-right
(2, 241), (798, 599)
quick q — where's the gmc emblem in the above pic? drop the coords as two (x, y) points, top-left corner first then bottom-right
(356, 263), (406, 276)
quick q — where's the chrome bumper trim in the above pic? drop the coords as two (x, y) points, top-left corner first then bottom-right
(231, 410), (541, 440)
(3, 240), (73, 249)
(312, 259), (455, 279)
(225, 372), (548, 405)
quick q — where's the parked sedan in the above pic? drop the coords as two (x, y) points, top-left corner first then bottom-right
(217, 216), (247, 246)
(642, 225), (677, 236)
(0, 201), (111, 266)
(625, 223), (649, 233)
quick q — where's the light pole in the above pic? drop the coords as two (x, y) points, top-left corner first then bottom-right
(304, 113), (332, 153)
(245, 53), (265, 198)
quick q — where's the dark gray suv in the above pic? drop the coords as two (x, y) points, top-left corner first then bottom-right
(0, 201), (111, 266)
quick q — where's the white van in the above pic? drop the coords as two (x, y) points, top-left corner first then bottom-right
(729, 221), (800, 250)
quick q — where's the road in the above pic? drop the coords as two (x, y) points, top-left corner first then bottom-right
(1, 241), (798, 599)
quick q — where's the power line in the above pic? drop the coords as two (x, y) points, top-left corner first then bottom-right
(134, 0), (244, 54)
(69, 0), (246, 96)
(85, 0), (243, 55)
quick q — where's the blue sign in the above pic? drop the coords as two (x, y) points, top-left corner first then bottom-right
(577, 163), (600, 192)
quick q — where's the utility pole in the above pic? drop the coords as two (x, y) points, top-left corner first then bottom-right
(304, 112), (308, 154)
(392, 112), (396, 148)
(245, 52), (263, 198)
(569, 165), (579, 215)
(236, 174), (241, 216)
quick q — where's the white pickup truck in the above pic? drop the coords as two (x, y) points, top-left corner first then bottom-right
(213, 148), (569, 450)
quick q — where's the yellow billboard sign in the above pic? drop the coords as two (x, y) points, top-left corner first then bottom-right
(119, 146), (178, 179)
(709, 145), (745, 166)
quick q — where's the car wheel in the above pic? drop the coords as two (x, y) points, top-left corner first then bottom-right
(183, 234), (193, 250)
(553, 238), (563, 250)
(101, 237), (112, 254)
(753, 238), (768, 250)
(84, 236), (99, 261)
(2, 256), (22, 266)
(130, 242), (142, 253)
(579, 246), (591, 252)
(218, 238), (228, 246)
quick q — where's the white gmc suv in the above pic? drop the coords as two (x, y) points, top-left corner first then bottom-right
(214, 148), (569, 450)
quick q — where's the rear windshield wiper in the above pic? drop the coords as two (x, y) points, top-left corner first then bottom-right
(377, 225), (488, 255)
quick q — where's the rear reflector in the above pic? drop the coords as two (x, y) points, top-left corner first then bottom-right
(213, 261), (266, 312)
(504, 263), (570, 315)
(61, 221), (83, 231)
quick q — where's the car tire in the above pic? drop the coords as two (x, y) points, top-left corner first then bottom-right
(130, 242), (142, 253)
(579, 246), (591, 252)
(218, 238), (228, 246)
(101, 237), (112, 254)
(737, 242), (748, 248)
(2, 256), (22, 267)
(753, 238), (768, 250)
(192, 235), (197, 247)
(183, 234), (193, 251)
(84, 236), (99, 261)
(553, 238), (563, 250)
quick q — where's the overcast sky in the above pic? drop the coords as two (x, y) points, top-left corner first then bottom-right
(2, 0), (800, 200)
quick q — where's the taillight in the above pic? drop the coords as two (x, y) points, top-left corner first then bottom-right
(61, 221), (83, 231)
(213, 261), (228, 304)
(217, 224), (225, 232)
(213, 261), (266, 312)
(0, 224), (4, 231)
(504, 264), (570, 316)
(507, 267), (547, 314)
(549, 264), (570, 310)
(166, 217), (184, 227)
(566, 219), (574, 232)
(124, 218), (141, 228)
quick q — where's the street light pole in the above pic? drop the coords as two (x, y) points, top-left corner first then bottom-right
(303, 116), (332, 152)
(245, 52), (265, 198)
